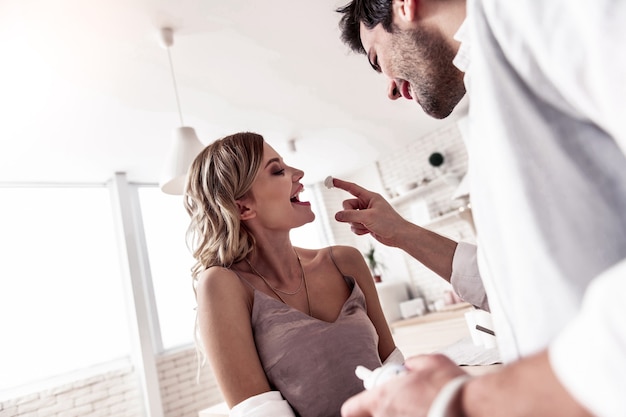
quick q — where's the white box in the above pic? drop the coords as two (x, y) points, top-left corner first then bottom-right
(400, 298), (426, 319)
(375, 281), (410, 323)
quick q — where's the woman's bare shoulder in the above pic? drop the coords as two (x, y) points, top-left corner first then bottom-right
(326, 245), (375, 286)
(324, 245), (364, 266)
(196, 265), (250, 302)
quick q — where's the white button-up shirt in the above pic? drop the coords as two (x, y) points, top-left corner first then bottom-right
(449, 0), (626, 415)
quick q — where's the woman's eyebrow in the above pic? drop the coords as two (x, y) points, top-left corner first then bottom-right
(264, 157), (281, 168)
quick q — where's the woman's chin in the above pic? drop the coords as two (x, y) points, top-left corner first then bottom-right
(296, 212), (316, 226)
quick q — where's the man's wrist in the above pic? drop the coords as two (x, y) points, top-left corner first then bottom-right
(427, 375), (472, 417)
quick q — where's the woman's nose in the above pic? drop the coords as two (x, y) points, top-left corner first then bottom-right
(387, 79), (401, 100)
(292, 167), (304, 181)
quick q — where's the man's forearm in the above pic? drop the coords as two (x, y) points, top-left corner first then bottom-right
(393, 221), (458, 281)
(462, 350), (592, 417)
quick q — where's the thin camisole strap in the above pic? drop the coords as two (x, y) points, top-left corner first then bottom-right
(328, 246), (344, 275)
(328, 246), (354, 289)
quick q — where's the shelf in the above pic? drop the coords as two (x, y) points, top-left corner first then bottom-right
(387, 173), (470, 230)
(421, 210), (461, 229)
(390, 175), (459, 206)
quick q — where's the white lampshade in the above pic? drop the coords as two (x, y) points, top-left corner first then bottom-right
(159, 126), (205, 195)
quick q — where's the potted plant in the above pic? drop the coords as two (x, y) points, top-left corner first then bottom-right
(363, 244), (384, 283)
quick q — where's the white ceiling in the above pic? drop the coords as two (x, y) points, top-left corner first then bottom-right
(0, 0), (464, 185)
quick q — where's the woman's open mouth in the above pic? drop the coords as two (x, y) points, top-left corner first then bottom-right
(291, 187), (311, 206)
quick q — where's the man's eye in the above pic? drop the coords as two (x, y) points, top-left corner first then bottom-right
(369, 55), (381, 73)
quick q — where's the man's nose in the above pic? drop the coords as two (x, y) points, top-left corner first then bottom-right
(387, 79), (401, 100)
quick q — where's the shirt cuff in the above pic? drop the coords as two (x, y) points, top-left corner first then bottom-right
(451, 242), (489, 311)
(230, 391), (296, 417)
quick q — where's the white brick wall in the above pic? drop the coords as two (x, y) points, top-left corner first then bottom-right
(377, 122), (468, 199)
(0, 347), (223, 417)
(157, 347), (222, 417)
(0, 364), (141, 417)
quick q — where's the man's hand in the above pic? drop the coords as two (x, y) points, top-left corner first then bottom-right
(341, 354), (467, 417)
(332, 178), (409, 247)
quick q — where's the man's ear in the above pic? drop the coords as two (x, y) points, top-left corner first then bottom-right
(393, 0), (418, 24)
(236, 199), (256, 220)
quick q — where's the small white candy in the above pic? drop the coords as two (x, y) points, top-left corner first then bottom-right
(324, 175), (334, 189)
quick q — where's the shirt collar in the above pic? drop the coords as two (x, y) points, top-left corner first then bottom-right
(452, 18), (470, 73)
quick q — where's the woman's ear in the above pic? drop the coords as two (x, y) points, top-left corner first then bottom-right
(236, 199), (256, 220)
(393, 0), (418, 24)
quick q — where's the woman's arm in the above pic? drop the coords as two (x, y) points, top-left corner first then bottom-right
(196, 267), (271, 408)
(330, 245), (397, 362)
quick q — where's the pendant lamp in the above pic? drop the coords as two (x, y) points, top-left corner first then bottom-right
(158, 27), (205, 195)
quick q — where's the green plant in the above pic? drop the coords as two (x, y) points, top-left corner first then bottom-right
(363, 244), (384, 276)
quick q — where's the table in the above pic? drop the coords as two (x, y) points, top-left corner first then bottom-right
(391, 303), (501, 376)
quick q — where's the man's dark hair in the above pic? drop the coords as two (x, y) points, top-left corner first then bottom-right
(336, 0), (394, 54)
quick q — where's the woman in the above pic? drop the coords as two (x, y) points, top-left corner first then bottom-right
(184, 132), (401, 417)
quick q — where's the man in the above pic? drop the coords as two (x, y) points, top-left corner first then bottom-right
(333, 0), (626, 416)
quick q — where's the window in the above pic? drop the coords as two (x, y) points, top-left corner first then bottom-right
(137, 187), (197, 351)
(0, 187), (129, 391)
(290, 184), (328, 249)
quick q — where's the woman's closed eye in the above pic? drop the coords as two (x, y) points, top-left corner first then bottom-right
(272, 168), (285, 176)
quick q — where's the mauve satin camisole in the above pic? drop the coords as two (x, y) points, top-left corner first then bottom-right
(241, 263), (382, 417)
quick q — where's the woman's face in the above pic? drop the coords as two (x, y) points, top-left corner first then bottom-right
(245, 142), (315, 229)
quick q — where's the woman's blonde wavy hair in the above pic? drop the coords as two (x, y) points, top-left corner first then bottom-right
(184, 132), (265, 283)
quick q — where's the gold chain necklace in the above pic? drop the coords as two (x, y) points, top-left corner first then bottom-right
(246, 257), (304, 296)
(246, 249), (312, 316)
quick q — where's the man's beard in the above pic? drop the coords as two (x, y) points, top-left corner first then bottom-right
(391, 25), (466, 119)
